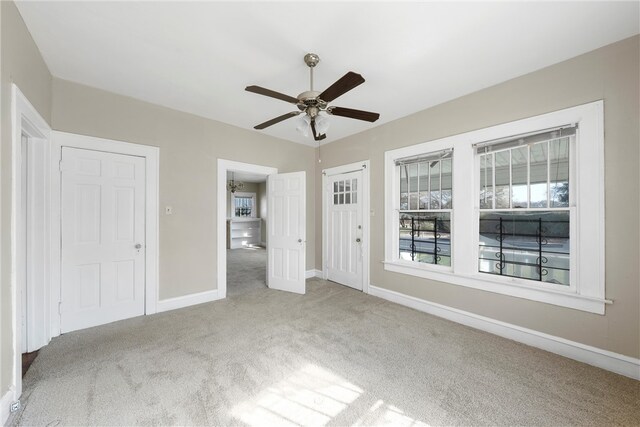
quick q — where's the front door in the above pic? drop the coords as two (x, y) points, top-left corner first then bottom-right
(61, 147), (146, 333)
(267, 171), (306, 294)
(327, 170), (363, 290)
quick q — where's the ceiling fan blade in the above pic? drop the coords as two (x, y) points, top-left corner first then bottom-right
(328, 106), (380, 122)
(245, 85), (299, 104)
(318, 72), (365, 103)
(254, 112), (300, 130)
(310, 120), (327, 141)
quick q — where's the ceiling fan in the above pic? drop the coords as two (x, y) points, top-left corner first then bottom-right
(245, 53), (380, 141)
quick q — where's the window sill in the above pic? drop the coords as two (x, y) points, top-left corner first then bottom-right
(383, 260), (610, 314)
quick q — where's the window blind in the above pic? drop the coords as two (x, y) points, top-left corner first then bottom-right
(474, 124), (577, 154)
(395, 148), (453, 166)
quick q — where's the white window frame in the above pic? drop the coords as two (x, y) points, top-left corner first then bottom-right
(384, 100), (608, 314)
(231, 191), (257, 218)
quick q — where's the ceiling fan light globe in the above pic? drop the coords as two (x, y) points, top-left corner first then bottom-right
(296, 115), (311, 137)
(315, 115), (330, 135)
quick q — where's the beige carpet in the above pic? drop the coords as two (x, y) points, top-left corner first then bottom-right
(11, 278), (640, 426)
(227, 247), (267, 297)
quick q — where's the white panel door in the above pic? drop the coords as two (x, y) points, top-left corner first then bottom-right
(61, 147), (146, 333)
(267, 172), (306, 294)
(327, 170), (363, 290)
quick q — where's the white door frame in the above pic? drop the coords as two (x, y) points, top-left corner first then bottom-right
(51, 131), (160, 335)
(10, 84), (52, 404)
(322, 160), (370, 293)
(217, 159), (277, 299)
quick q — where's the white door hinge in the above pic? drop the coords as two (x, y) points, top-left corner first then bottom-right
(59, 160), (65, 172)
(58, 301), (63, 314)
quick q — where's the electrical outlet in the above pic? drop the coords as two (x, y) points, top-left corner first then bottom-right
(165, 206), (173, 215)
(10, 400), (21, 412)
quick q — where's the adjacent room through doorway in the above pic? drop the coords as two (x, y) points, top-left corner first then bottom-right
(226, 170), (268, 297)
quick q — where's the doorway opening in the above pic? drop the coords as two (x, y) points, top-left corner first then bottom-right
(226, 170), (269, 297)
(218, 160), (307, 297)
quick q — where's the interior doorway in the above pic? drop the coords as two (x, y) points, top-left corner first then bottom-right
(217, 159), (307, 298)
(226, 169), (269, 297)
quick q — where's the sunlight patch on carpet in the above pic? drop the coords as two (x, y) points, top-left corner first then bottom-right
(231, 364), (363, 426)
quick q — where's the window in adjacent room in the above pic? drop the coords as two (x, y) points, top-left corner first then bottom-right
(232, 192), (257, 218)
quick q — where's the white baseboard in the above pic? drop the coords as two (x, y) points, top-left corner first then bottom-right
(369, 285), (640, 380)
(1, 389), (15, 426)
(305, 269), (322, 279)
(156, 289), (221, 313)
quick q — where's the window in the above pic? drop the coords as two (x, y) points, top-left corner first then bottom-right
(231, 192), (256, 218)
(333, 178), (357, 205)
(397, 150), (452, 266)
(476, 128), (573, 286)
(384, 101), (606, 314)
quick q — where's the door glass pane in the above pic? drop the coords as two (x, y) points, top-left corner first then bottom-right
(529, 142), (548, 208)
(480, 154), (494, 209)
(338, 180), (344, 192)
(334, 194), (339, 205)
(352, 179), (357, 191)
(352, 192), (357, 204)
(333, 181), (339, 193)
(495, 151), (510, 208)
(345, 193), (351, 204)
(549, 138), (570, 207)
(339, 193), (344, 204)
(419, 162), (429, 209)
(345, 179), (351, 192)
(511, 147), (528, 208)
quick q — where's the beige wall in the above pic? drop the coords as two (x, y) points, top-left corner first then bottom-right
(51, 78), (317, 301)
(315, 35), (640, 358)
(0, 1), (52, 396)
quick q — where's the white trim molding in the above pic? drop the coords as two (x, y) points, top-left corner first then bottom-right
(384, 101), (607, 314)
(369, 285), (639, 380)
(305, 269), (322, 279)
(50, 131), (160, 326)
(1, 390), (16, 426)
(156, 290), (221, 313)
(11, 84), (52, 405)
(322, 160), (371, 293)
(217, 159), (278, 299)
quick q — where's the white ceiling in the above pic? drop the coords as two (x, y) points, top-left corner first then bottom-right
(17, 1), (639, 146)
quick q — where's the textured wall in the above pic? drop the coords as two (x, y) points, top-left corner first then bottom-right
(0, 0), (52, 397)
(315, 35), (640, 358)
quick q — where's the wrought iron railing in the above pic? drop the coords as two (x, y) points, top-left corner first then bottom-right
(399, 217), (451, 265)
(478, 215), (569, 284)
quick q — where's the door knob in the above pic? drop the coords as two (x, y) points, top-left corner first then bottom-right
(135, 243), (142, 249)
(298, 239), (303, 243)
(356, 238), (361, 243)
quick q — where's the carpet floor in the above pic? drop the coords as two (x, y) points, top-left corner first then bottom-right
(227, 247), (267, 297)
(11, 278), (640, 426)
